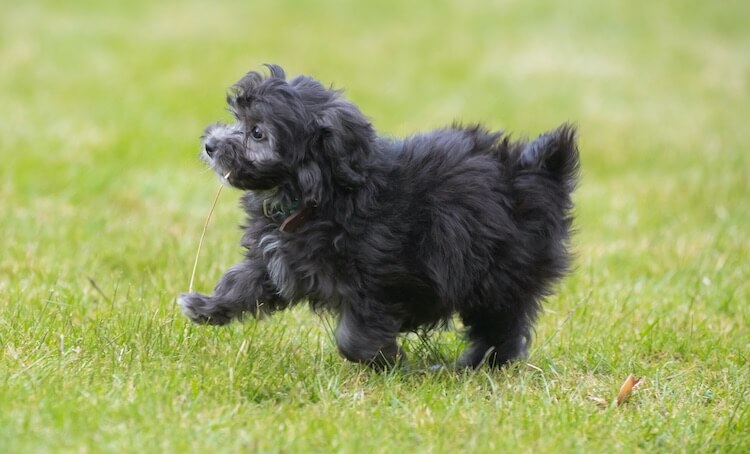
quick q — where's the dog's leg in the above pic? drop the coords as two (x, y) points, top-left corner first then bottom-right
(457, 305), (537, 369)
(334, 304), (405, 369)
(178, 260), (282, 325)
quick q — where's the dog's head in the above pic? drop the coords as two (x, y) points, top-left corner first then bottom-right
(201, 65), (375, 204)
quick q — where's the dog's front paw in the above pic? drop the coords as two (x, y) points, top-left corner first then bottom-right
(177, 292), (233, 325)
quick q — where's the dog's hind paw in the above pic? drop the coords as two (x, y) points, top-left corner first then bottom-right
(177, 292), (233, 325)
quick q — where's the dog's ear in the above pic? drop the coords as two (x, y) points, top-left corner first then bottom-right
(284, 74), (375, 205)
(314, 102), (374, 189)
(295, 158), (324, 206)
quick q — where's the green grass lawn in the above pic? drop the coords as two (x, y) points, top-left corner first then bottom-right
(1, 0), (748, 451)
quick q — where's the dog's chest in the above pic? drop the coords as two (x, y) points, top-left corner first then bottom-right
(259, 231), (338, 301)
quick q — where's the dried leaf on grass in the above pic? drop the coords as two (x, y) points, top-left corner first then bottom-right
(615, 374), (642, 406)
(588, 374), (643, 408)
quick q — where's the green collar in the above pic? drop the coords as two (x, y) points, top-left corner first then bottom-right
(262, 198), (314, 233)
(262, 198), (299, 220)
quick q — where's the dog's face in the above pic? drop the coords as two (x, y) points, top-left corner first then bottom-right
(200, 121), (282, 190)
(200, 73), (292, 192)
(200, 65), (376, 202)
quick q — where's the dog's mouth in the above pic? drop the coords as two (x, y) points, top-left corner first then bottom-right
(200, 123), (245, 183)
(214, 164), (237, 188)
(199, 148), (228, 181)
(198, 124), (284, 191)
(200, 135), (245, 187)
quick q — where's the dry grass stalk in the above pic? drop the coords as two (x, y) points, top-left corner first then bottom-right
(188, 172), (230, 292)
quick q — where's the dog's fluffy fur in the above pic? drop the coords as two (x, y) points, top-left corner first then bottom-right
(179, 65), (579, 369)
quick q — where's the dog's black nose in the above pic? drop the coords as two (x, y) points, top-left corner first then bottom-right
(205, 142), (216, 157)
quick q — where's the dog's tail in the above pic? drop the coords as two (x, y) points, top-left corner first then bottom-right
(505, 123), (580, 254)
(515, 123), (580, 194)
(499, 124), (579, 291)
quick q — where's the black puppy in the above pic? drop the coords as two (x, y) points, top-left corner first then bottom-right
(179, 65), (579, 369)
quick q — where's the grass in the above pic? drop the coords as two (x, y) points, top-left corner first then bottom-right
(1, 0), (749, 451)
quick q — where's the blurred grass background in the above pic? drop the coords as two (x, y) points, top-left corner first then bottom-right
(1, 0), (748, 452)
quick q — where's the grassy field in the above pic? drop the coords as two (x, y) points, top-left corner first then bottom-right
(1, 0), (749, 452)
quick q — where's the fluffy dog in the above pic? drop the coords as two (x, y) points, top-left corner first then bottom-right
(179, 65), (579, 369)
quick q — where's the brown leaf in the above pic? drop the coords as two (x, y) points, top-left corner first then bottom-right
(615, 374), (642, 406)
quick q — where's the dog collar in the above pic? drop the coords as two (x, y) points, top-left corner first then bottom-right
(262, 198), (299, 220)
(262, 198), (315, 233)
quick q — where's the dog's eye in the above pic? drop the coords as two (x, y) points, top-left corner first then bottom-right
(250, 125), (264, 141)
